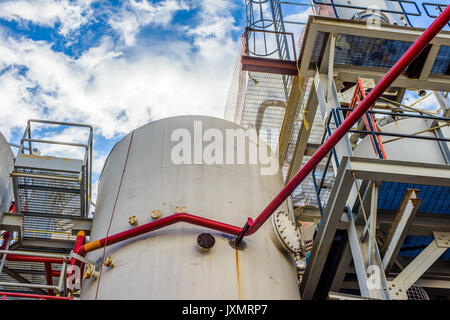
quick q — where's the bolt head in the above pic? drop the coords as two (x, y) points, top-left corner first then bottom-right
(128, 216), (138, 226)
(151, 209), (161, 219)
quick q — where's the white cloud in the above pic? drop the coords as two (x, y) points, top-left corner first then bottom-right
(0, 0), (94, 37)
(402, 91), (439, 112)
(0, 0), (240, 142)
(109, 0), (189, 46)
(32, 126), (91, 159)
(0, 0), (241, 204)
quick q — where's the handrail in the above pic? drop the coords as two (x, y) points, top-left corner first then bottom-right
(244, 26), (297, 60)
(0, 291), (73, 300)
(312, 0), (421, 26)
(17, 119), (94, 216)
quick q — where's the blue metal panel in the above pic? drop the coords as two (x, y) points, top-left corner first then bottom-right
(401, 235), (450, 260)
(378, 182), (450, 260)
(334, 35), (412, 69)
(431, 45), (450, 75)
(378, 182), (450, 215)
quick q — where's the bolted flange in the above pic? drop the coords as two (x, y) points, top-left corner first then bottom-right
(151, 209), (162, 219)
(104, 256), (115, 268)
(83, 265), (99, 279)
(175, 206), (185, 213)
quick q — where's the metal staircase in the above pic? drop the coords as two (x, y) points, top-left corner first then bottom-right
(10, 120), (93, 251)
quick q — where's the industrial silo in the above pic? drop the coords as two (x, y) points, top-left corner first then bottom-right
(81, 116), (300, 299)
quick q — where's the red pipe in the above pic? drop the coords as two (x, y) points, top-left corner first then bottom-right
(1, 232), (10, 251)
(69, 231), (85, 275)
(0, 291), (72, 300)
(44, 262), (54, 296)
(76, 7), (450, 256)
(51, 270), (60, 277)
(5, 255), (67, 264)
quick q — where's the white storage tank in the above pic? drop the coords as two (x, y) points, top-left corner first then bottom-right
(354, 117), (448, 164)
(0, 132), (14, 213)
(81, 116), (300, 299)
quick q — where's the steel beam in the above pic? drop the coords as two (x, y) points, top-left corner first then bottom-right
(348, 157), (450, 186)
(419, 45), (441, 80)
(381, 189), (422, 271)
(0, 212), (23, 232)
(334, 67), (450, 92)
(279, 76), (303, 164)
(241, 56), (298, 75)
(300, 157), (354, 299)
(298, 16), (450, 80)
(378, 213), (450, 236)
(388, 232), (450, 299)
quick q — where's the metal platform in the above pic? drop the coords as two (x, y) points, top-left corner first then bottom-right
(9, 120), (93, 250)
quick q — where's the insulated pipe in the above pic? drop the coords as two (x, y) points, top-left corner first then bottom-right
(77, 7), (450, 256)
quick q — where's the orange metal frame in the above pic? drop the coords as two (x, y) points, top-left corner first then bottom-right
(346, 78), (387, 159)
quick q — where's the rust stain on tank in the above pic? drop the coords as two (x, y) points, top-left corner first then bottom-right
(235, 249), (242, 299)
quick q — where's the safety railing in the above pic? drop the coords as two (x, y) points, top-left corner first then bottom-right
(311, 0), (421, 26)
(344, 79), (387, 160)
(244, 26), (298, 60)
(312, 106), (450, 215)
(0, 291), (73, 300)
(0, 249), (68, 297)
(335, 108), (450, 145)
(423, 2), (450, 27)
(311, 111), (340, 217)
(15, 120), (93, 220)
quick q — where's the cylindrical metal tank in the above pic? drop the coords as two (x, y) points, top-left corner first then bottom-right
(332, 0), (406, 25)
(81, 116), (300, 299)
(354, 117), (448, 164)
(0, 132), (14, 213)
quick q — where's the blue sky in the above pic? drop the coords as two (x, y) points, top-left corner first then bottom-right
(0, 0), (445, 203)
(0, 0), (247, 202)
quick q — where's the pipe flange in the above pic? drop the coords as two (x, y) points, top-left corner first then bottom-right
(228, 238), (247, 251)
(83, 264), (99, 279)
(272, 210), (302, 253)
(104, 256), (115, 268)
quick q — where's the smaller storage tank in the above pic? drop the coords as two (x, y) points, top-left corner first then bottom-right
(0, 132), (14, 213)
(81, 116), (300, 300)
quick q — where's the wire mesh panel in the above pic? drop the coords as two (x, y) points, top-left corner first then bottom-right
(334, 34), (413, 69)
(15, 168), (82, 217)
(407, 285), (430, 300)
(240, 71), (292, 151)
